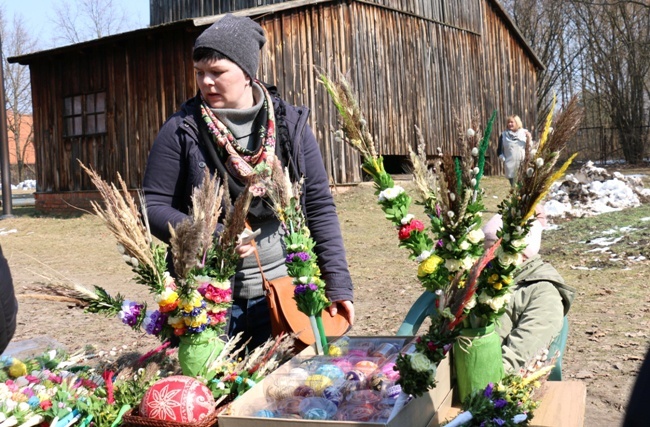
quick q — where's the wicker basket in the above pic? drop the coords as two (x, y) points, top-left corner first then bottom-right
(122, 406), (222, 427)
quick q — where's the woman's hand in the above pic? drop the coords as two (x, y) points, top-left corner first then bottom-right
(235, 243), (256, 258)
(327, 300), (355, 325)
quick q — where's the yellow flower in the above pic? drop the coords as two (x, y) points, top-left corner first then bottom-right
(488, 274), (499, 284)
(12, 392), (28, 402)
(492, 282), (503, 290)
(168, 315), (185, 329)
(179, 291), (203, 312)
(502, 276), (513, 285)
(156, 288), (179, 306)
(9, 359), (27, 378)
(418, 255), (443, 277)
(186, 311), (208, 328)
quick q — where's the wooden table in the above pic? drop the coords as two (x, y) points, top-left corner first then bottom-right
(434, 381), (586, 427)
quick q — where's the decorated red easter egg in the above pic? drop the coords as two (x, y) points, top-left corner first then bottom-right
(140, 375), (215, 422)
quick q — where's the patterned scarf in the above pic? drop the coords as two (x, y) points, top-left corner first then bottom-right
(200, 81), (277, 195)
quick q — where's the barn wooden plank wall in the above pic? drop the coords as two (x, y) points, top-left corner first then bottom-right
(257, 0), (537, 181)
(150, 0), (291, 26)
(23, 0), (538, 196)
(28, 28), (200, 193)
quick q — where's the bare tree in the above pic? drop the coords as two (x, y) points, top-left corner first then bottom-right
(502, 0), (583, 130)
(51, 0), (132, 45)
(572, 1), (650, 163)
(1, 9), (37, 183)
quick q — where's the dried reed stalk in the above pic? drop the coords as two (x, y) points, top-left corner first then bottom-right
(79, 162), (155, 271)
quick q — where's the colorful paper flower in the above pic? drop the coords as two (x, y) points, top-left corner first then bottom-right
(118, 301), (143, 327)
(417, 254), (443, 277)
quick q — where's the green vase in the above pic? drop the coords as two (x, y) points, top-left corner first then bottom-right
(178, 328), (224, 378)
(453, 323), (505, 403)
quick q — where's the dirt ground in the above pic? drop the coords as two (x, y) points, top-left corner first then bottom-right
(2, 171), (648, 426)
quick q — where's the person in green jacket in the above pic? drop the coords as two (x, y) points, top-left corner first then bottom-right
(483, 208), (576, 372)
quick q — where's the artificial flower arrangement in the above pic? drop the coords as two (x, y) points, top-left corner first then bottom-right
(466, 96), (580, 328)
(262, 165), (332, 355)
(319, 74), (496, 398)
(319, 73), (582, 401)
(444, 349), (557, 426)
(0, 345), (175, 427)
(78, 163), (250, 377)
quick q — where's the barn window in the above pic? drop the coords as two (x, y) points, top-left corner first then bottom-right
(63, 92), (106, 136)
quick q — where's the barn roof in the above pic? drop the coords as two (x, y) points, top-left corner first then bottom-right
(9, 0), (543, 70)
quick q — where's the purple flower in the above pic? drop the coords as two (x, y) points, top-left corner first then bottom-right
(483, 382), (494, 398)
(143, 310), (168, 335)
(119, 301), (143, 327)
(295, 283), (318, 295)
(492, 418), (505, 426)
(188, 323), (208, 333)
(286, 252), (311, 263)
(494, 398), (507, 409)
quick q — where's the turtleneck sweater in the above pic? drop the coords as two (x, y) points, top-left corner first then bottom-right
(213, 82), (287, 299)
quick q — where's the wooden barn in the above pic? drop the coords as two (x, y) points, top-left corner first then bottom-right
(8, 0), (542, 214)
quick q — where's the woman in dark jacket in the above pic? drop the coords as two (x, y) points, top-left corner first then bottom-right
(0, 245), (17, 354)
(142, 14), (354, 350)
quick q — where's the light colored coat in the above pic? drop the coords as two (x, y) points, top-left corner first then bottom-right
(499, 129), (528, 179)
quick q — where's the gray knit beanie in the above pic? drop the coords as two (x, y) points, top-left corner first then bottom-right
(194, 14), (266, 79)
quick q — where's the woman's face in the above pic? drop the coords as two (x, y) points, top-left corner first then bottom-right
(506, 118), (517, 131)
(194, 58), (251, 109)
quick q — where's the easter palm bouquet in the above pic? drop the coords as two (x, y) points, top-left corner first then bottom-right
(79, 163), (251, 376)
(261, 164), (333, 354)
(320, 73), (582, 399)
(444, 349), (557, 427)
(467, 96), (580, 328)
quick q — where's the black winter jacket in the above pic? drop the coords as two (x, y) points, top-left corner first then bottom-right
(0, 245), (17, 354)
(142, 88), (353, 303)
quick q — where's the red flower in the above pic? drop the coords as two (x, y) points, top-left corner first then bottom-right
(40, 400), (53, 411)
(159, 301), (179, 313)
(398, 224), (413, 240)
(173, 327), (187, 336)
(427, 341), (438, 351)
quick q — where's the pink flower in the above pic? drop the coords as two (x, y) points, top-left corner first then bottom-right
(208, 310), (228, 325)
(25, 375), (40, 384)
(48, 374), (63, 384)
(204, 286), (232, 304)
(410, 219), (425, 232)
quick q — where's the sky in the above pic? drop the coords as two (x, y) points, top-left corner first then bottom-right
(2, 0), (150, 51)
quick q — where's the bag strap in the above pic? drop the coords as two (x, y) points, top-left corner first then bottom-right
(246, 224), (271, 293)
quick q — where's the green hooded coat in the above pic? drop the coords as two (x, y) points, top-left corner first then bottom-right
(496, 255), (576, 372)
